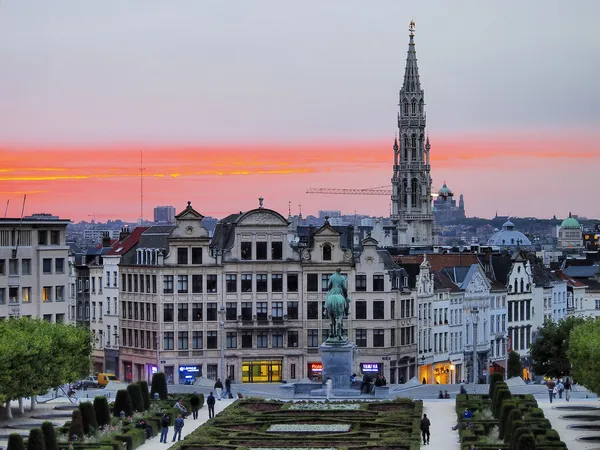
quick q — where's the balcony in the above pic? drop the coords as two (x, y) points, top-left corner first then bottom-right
(236, 315), (292, 329)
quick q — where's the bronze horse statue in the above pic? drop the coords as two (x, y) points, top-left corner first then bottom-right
(324, 269), (350, 341)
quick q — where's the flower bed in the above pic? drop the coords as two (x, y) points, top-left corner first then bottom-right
(266, 424), (352, 433)
(289, 403), (360, 411)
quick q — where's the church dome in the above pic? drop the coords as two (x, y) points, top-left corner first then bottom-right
(486, 219), (531, 247)
(561, 213), (580, 229)
(438, 183), (452, 196)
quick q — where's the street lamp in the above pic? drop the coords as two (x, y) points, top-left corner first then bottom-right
(218, 305), (226, 381)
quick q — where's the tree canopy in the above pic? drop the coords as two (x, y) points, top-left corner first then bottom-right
(507, 351), (523, 379)
(568, 317), (600, 395)
(529, 316), (585, 378)
(0, 317), (92, 403)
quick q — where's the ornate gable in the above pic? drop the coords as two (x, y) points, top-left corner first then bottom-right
(236, 209), (289, 227)
(466, 268), (490, 294)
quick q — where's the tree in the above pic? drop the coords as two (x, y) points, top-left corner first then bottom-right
(27, 429), (46, 450)
(93, 396), (111, 427)
(41, 422), (58, 450)
(69, 410), (84, 441)
(78, 402), (98, 435)
(568, 317), (600, 395)
(127, 383), (144, 413)
(530, 316), (585, 378)
(507, 351), (522, 379)
(7, 434), (25, 450)
(137, 381), (151, 411)
(150, 372), (168, 400)
(113, 390), (134, 417)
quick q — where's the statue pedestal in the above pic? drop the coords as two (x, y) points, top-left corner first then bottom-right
(320, 340), (355, 390)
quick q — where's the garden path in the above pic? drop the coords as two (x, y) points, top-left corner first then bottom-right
(422, 399), (461, 449)
(538, 398), (595, 450)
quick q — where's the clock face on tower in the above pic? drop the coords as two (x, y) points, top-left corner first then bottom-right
(185, 226), (194, 235)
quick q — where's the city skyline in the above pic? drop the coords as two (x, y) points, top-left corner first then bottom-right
(1, 1), (599, 221)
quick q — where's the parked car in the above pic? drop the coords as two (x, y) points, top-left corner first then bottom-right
(73, 376), (99, 390)
(97, 373), (120, 387)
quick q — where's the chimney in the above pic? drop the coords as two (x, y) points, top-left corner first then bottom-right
(102, 231), (111, 248)
(119, 226), (131, 241)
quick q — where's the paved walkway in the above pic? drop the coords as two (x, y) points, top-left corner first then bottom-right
(422, 400), (460, 449)
(538, 398), (600, 450)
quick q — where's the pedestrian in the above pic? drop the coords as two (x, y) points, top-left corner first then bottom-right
(172, 414), (184, 442)
(190, 393), (200, 420)
(420, 413), (431, 445)
(546, 379), (556, 403)
(225, 376), (232, 399)
(564, 377), (572, 402)
(557, 379), (564, 399)
(325, 377), (333, 399)
(207, 391), (216, 419)
(214, 378), (223, 400)
(173, 398), (189, 417)
(159, 413), (170, 443)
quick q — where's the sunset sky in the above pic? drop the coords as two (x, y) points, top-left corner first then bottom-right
(1, 1), (599, 222)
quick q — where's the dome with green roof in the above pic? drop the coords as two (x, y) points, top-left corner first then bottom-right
(561, 212), (580, 229)
(438, 183), (452, 196)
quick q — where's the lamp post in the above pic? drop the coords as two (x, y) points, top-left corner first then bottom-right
(218, 305), (226, 381)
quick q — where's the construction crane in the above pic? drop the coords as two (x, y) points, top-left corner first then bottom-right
(306, 185), (443, 199)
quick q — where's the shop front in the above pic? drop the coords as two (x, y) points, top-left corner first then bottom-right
(179, 365), (202, 385)
(307, 362), (323, 382)
(433, 361), (453, 384)
(104, 349), (119, 377)
(242, 360), (282, 383)
(122, 361), (133, 382)
(360, 362), (382, 376)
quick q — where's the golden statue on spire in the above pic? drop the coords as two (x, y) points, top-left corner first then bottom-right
(409, 20), (415, 36)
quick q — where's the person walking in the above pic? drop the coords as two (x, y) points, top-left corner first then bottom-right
(172, 414), (184, 442)
(225, 376), (232, 399)
(546, 379), (556, 403)
(214, 379), (224, 400)
(207, 392), (216, 419)
(557, 379), (564, 399)
(564, 377), (572, 402)
(420, 413), (431, 445)
(159, 413), (170, 443)
(325, 377), (333, 400)
(190, 393), (200, 419)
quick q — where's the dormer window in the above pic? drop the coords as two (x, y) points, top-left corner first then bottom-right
(322, 244), (332, 261)
(241, 242), (252, 260)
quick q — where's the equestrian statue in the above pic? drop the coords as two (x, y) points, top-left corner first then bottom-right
(324, 268), (351, 342)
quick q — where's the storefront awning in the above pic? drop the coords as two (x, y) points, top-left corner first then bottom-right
(493, 360), (507, 369)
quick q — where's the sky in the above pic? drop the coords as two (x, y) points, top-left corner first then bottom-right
(0, 0), (599, 222)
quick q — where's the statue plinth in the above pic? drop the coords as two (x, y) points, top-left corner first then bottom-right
(320, 340), (355, 390)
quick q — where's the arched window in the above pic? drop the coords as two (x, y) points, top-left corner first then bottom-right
(419, 99), (424, 114)
(322, 244), (332, 261)
(403, 102), (409, 115)
(520, 279), (524, 293)
(411, 178), (418, 207)
(411, 101), (417, 115)
(402, 179), (408, 207)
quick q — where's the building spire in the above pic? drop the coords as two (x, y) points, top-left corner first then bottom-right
(402, 20), (421, 93)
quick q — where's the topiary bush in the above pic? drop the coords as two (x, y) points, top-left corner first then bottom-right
(137, 381), (151, 410)
(499, 400), (518, 440)
(93, 396), (111, 427)
(40, 422), (58, 450)
(150, 372), (168, 400)
(68, 410), (84, 441)
(489, 372), (504, 398)
(7, 433), (26, 450)
(494, 387), (512, 417)
(114, 389), (134, 417)
(78, 401), (98, 435)
(127, 383), (144, 412)
(516, 432), (536, 450)
(27, 428), (46, 450)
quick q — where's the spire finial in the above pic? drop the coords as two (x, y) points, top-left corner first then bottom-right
(409, 20), (415, 37)
(259, 197), (264, 208)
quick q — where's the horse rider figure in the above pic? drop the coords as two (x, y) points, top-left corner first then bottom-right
(324, 268), (350, 341)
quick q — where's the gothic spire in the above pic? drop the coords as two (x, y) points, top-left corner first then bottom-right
(402, 21), (421, 94)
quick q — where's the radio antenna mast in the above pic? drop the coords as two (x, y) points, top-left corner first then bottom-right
(4, 199), (9, 218)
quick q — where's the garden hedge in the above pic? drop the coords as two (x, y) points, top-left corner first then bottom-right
(93, 396), (111, 427)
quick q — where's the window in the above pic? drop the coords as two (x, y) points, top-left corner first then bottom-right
(271, 274), (283, 292)
(163, 304), (174, 322)
(256, 242), (267, 260)
(391, 300), (395, 319)
(256, 274), (267, 292)
(355, 329), (367, 347)
(177, 275), (188, 293)
(178, 303), (188, 322)
(152, 275), (157, 293)
(192, 275), (203, 293)
(355, 274), (367, 291)
(206, 275), (217, 293)
(390, 328), (396, 346)
(288, 330), (298, 347)
(191, 247), (203, 264)
(192, 303), (202, 321)
(373, 274), (384, 291)
(9, 287), (18, 303)
(122, 274), (127, 291)
(206, 331), (217, 349)
(138, 302), (143, 320)
(272, 302), (283, 319)
(163, 332), (174, 350)
(241, 332), (253, 348)
(287, 273), (298, 292)
(373, 329), (385, 347)
(133, 275), (138, 292)
(256, 331), (268, 348)
(42, 286), (52, 302)
(226, 332), (237, 348)
(152, 304), (157, 321)
(8, 259), (18, 275)
(226, 274), (237, 292)
(321, 274), (331, 291)
(307, 302), (319, 320)
(206, 302), (217, 321)
(321, 328), (329, 343)
(21, 259), (31, 275)
(43, 258), (52, 274)
(177, 247), (188, 265)
(322, 244), (332, 261)
(287, 301), (298, 320)
(0, 260), (4, 275)
(226, 302), (237, 320)
(50, 230), (60, 245)
(55, 286), (65, 302)
(307, 329), (319, 347)
(373, 301), (385, 320)
(241, 242), (252, 260)
(0, 288), (5, 304)
(163, 275), (174, 294)
(56, 314), (64, 324)
(191, 330), (203, 349)
(241, 302), (252, 320)
(272, 331), (284, 348)
(307, 274), (318, 292)
(241, 274), (252, 292)
(355, 301), (367, 319)
(38, 230), (47, 245)
(256, 302), (268, 321)
(178, 331), (189, 350)
(271, 242), (283, 260)
(22, 287), (31, 303)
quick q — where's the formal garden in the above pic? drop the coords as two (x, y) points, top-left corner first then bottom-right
(455, 372), (567, 450)
(4, 373), (204, 450)
(174, 398), (423, 450)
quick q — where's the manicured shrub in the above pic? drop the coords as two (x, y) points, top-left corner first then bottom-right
(499, 400), (518, 439)
(7, 433), (25, 450)
(94, 396), (112, 427)
(545, 429), (561, 441)
(127, 383), (144, 412)
(489, 372), (504, 398)
(137, 381), (151, 410)
(27, 428), (46, 450)
(113, 389), (134, 418)
(78, 401), (98, 435)
(68, 410), (84, 441)
(494, 387), (512, 417)
(504, 409), (523, 444)
(150, 372), (168, 400)
(516, 432), (536, 450)
(40, 422), (58, 450)
(508, 421), (526, 449)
